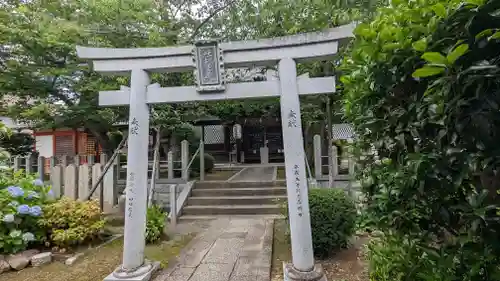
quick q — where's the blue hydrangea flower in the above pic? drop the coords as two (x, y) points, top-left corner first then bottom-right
(26, 191), (39, 200)
(30, 206), (42, 217)
(17, 204), (30, 215)
(7, 186), (24, 198)
(32, 179), (44, 186)
(8, 201), (19, 207)
(3, 214), (14, 223)
(47, 189), (54, 196)
(22, 232), (35, 242)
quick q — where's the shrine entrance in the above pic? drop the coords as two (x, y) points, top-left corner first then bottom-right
(76, 24), (354, 281)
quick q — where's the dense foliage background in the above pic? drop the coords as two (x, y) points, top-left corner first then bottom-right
(342, 0), (500, 279)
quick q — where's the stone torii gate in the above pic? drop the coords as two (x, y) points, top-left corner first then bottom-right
(76, 24), (354, 281)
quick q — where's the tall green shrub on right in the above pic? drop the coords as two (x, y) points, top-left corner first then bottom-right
(342, 0), (500, 280)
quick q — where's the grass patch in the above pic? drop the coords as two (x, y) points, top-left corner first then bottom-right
(276, 167), (286, 180)
(0, 234), (195, 281)
(144, 233), (195, 268)
(271, 219), (292, 281)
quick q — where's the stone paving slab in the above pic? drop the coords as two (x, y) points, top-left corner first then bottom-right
(203, 237), (245, 264)
(154, 217), (274, 281)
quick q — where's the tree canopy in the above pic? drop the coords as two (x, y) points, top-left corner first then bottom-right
(0, 0), (380, 153)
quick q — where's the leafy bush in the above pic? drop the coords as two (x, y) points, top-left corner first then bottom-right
(0, 172), (52, 254)
(146, 205), (166, 244)
(367, 234), (443, 281)
(309, 188), (356, 257)
(38, 197), (105, 248)
(283, 188), (357, 258)
(191, 153), (215, 173)
(342, 0), (500, 279)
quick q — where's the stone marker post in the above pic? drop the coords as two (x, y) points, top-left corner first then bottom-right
(313, 134), (322, 180)
(167, 151), (174, 180)
(37, 156), (46, 181)
(49, 156), (56, 169)
(103, 161), (117, 213)
(199, 140), (205, 181)
(25, 154), (33, 175)
(74, 155), (81, 166)
(60, 155), (69, 168)
(13, 156), (21, 171)
(181, 140), (189, 181)
(91, 163), (103, 206)
(78, 164), (90, 200)
(64, 164), (78, 200)
(87, 155), (95, 166)
(279, 58), (325, 280)
(50, 165), (63, 199)
(330, 145), (338, 185)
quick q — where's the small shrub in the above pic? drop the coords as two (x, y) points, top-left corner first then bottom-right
(0, 172), (52, 254)
(309, 188), (357, 257)
(191, 153), (215, 173)
(146, 205), (166, 244)
(283, 188), (357, 258)
(38, 197), (105, 248)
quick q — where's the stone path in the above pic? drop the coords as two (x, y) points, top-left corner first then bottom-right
(229, 166), (275, 181)
(155, 218), (273, 281)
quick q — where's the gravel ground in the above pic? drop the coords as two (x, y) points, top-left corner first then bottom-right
(271, 219), (369, 281)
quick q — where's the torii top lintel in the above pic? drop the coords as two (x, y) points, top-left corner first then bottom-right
(76, 24), (355, 75)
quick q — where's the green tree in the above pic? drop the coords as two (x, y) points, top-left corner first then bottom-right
(0, 0), (208, 154)
(0, 132), (35, 156)
(0, 121), (10, 165)
(342, 0), (500, 279)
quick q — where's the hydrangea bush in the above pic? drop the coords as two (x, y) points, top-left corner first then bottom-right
(0, 171), (53, 254)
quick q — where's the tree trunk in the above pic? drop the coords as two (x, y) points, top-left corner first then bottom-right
(89, 129), (114, 157)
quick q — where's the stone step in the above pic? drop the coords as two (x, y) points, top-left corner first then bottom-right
(182, 204), (281, 215)
(178, 214), (285, 221)
(194, 180), (286, 189)
(187, 195), (287, 205)
(191, 187), (287, 197)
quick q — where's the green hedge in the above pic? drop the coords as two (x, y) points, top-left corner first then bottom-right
(191, 153), (215, 173)
(282, 188), (357, 258)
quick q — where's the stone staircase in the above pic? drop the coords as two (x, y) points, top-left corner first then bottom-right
(179, 180), (287, 221)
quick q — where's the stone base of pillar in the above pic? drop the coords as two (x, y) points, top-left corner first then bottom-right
(283, 263), (327, 281)
(104, 261), (160, 281)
